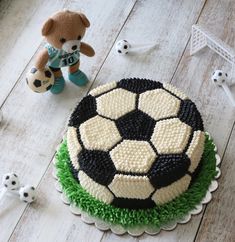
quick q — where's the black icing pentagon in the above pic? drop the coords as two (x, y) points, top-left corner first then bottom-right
(148, 153), (190, 189)
(112, 197), (155, 209)
(79, 150), (116, 186)
(69, 95), (97, 127)
(178, 100), (204, 131)
(117, 78), (163, 94)
(116, 110), (156, 141)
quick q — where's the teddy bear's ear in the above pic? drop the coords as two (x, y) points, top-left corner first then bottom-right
(78, 13), (90, 28)
(41, 18), (54, 36)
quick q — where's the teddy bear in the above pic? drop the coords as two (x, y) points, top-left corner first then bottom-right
(34, 10), (95, 94)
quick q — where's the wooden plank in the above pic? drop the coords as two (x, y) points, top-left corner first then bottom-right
(1, 0), (136, 241)
(0, 0), (66, 240)
(195, 123), (235, 242)
(7, 0), (206, 241)
(9, 165), (104, 242)
(139, 222), (203, 242)
(0, 0), (66, 105)
(165, 0), (235, 241)
(101, 233), (138, 242)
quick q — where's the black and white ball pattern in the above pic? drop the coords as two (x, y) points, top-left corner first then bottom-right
(26, 67), (54, 93)
(2, 173), (20, 190)
(67, 78), (205, 209)
(115, 40), (131, 55)
(19, 185), (36, 203)
(211, 70), (228, 86)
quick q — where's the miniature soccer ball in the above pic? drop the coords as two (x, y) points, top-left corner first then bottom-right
(67, 78), (205, 209)
(26, 67), (54, 93)
(212, 70), (228, 86)
(115, 40), (131, 55)
(2, 173), (20, 190)
(19, 185), (36, 203)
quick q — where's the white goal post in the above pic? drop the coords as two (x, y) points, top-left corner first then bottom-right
(190, 24), (235, 81)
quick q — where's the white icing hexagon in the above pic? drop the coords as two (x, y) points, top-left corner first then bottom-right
(163, 83), (188, 100)
(89, 81), (117, 97)
(79, 171), (114, 204)
(67, 127), (82, 170)
(151, 118), (191, 154)
(186, 131), (205, 173)
(96, 88), (136, 119)
(138, 89), (181, 120)
(110, 140), (157, 173)
(151, 175), (191, 205)
(108, 174), (154, 199)
(79, 116), (122, 151)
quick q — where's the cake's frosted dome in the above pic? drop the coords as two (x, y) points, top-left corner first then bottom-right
(67, 78), (205, 209)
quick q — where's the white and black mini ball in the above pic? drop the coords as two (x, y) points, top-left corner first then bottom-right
(115, 40), (131, 55)
(26, 67), (55, 93)
(212, 70), (228, 86)
(19, 185), (36, 203)
(2, 173), (20, 190)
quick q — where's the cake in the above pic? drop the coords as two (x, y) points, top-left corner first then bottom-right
(55, 78), (217, 229)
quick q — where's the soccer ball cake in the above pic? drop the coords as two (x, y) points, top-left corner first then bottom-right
(66, 78), (205, 209)
(55, 78), (217, 230)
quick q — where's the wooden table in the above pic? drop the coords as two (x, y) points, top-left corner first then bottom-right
(0, 0), (234, 241)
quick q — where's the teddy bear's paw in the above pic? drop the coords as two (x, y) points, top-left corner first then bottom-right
(50, 76), (65, 94)
(68, 70), (89, 87)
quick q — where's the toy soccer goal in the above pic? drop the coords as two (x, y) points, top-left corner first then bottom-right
(190, 24), (235, 80)
(191, 24), (235, 106)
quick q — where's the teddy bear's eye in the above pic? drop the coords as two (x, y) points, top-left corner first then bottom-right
(77, 35), (81, 40)
(60, 38), (66, 44)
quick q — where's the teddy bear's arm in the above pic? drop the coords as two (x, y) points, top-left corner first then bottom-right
(80, 42), (95, 57)
(35, 48), (49, 70)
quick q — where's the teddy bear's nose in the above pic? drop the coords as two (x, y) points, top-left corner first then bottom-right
(72, 45), (77, 50)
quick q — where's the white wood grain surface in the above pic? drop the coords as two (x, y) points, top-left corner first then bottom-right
(0, 0), (234, 241)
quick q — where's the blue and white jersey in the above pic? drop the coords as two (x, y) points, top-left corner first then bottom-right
(45, 43), (80, 68)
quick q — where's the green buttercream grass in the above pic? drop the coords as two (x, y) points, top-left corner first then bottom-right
(55, 134), (217, 229)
